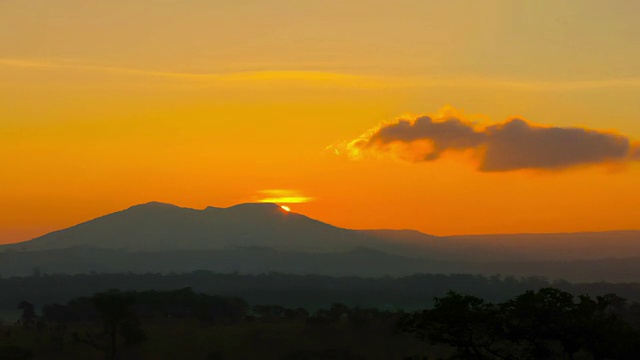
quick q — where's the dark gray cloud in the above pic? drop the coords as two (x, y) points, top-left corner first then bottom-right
(632, 145), (640, 160)
(480, 119), (630, 171)
(353, 116), (637, 172)
(369, 117), (486, 161)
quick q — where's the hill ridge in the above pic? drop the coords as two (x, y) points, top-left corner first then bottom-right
(2, 202), (639, 264)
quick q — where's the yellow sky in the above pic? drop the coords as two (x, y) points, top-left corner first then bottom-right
(1, 1), (640, 243)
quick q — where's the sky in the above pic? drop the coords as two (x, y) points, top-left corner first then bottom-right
(1, 0), (640, 244)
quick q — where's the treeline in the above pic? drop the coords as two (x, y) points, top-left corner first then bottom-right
(5, 287), (640, 359)
(41, 288), (249, 324)
(401, 288), (640, 359)
(3, 288), (410, 359)
(4, 271), (640, 312)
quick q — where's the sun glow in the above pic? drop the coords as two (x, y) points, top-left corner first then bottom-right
(257, 189), (313, 204)
(280, 205), (291, 212)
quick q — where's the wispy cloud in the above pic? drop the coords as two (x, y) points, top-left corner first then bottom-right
(334, 108), (639, 172)
(256, 189), (313, 204)
(495, 78), (640, 91)
(405, 76), (640, 91)
(0, 57), (386, 87)
(4, 57), (640, 90)
(0, 58), (61, 69)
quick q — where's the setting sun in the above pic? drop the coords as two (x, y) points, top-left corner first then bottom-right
(280, 205), (291, 212)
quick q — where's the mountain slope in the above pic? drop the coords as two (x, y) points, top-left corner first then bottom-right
(5, 202), (371, 253)
(443, 231), (640, 260)
(3, 202), (640, 263)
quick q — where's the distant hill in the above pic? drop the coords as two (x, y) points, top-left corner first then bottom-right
(3, 202), (454, 259)
(1, 202), (639, 280)
(365, 229), (640, 261)
(0, 247), (462, 278)
(444, 231), (640, 261)
(4, 202), (365, 253)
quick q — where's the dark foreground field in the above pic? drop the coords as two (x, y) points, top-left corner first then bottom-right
(3, 285), (640, 360)
(1, 306), (433, 360)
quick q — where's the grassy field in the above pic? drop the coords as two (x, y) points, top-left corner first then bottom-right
(0, 319), (450, 360)
(0, 310), (21, 323)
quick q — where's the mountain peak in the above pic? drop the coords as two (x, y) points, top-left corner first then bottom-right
(127, 202), (285, 212)
(226, 203), (282, 210)
(222, 203), (290, 218)
(128, 201), (181, 210)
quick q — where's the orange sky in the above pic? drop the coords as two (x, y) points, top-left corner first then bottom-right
(1, 1), (640, 244)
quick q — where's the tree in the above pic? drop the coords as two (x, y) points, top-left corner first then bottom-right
(501, 287), (578, 359)
(74, 291), (145, 360)
(401, 288), (640, 360)
(17, 301), (36, 327)
(400, 291), (509, 360)
(577, 294), (640, 360)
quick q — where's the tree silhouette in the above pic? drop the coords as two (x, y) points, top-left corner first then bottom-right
(17, 301), (36, 327)
(501, 287), (577, 359)
(400, 291), (508, 359)
(401, 287), (640, 360)
(73, 291), (145, 360)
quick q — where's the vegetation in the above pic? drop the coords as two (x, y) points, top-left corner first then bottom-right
(0, 288), (423, 359)
(401, 288), (640, 359)
(2, 286), (640, 359)
(5, 272), (640, 316)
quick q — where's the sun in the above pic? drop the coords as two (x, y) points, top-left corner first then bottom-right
(280, 205), (291, 212)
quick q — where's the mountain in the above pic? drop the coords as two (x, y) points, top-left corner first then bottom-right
(363, 229), (640, 261)
(4, 202), (640, 261)
(1, 202), (640, 280)
(443, 231), (640, 261)
(4, 202), (367, 253)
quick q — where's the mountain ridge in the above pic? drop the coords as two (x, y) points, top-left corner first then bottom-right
(4, 201), (375, 254)
(3, 202), (640, 263)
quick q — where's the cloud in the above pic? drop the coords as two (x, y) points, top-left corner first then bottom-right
(366, 117), (486, 162)
(256, 189), (313, 204)
(341, 110), (638, 172)
(0, 57), (386, 88)
(480, 119), (630, 172)
(632, 145), (640, 160)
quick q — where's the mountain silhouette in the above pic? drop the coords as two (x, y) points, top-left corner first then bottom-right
(1, 202), (640, 280)
(5, 202), (371, 252)
(4, 202), (640, 260)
